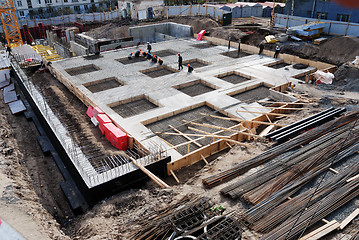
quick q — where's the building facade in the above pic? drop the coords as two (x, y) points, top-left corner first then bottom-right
(7, 0), (112, 20)
(285, 0), (359, 23)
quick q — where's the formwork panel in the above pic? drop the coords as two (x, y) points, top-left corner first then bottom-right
(230, 86), (270, 103)
(84, 77), (123, 93)
(111, 97), (159, 118)
(146, 105), (236, 155)
(65, 64), (100, 76)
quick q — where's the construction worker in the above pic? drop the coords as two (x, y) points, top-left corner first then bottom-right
(135, 49), (141, 57)
(274, 45), (281, 58)
(158, 58), (163, 65)
(152, 55), (158, 63)
(237, 39), (241, 57)
(142, 51), (147, 57)
(259, 41), (265, 55)
(6, 45), (11, 56)
(147, 42), (152, 53)
(178, 53), (183, 70)
(128, 52), (133, 60)
(187, 64), (193, 73)
(147, 52), (153, 60)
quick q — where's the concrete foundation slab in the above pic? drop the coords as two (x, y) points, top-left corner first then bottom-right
(49, 38), (316, 175)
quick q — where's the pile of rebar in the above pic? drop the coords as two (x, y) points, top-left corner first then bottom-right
(261, 176), (359, 239)
(245, 157), (359, 233)
(221, 127), (359, 201)
(266, 107), (346, 143)
(202, 111), (359, 188)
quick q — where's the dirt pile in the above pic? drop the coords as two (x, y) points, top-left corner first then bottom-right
(333, 64), (359, 92)
(295, 36), (359, 65)
(85, 23), (130, 39)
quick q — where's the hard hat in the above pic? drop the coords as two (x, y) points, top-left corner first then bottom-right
(131, 52), (133, 54)
(187, 64), (190, 67)
(139, 49), (141, 51)
(178, 53), (180, 55)
(154, 55), (156, 57)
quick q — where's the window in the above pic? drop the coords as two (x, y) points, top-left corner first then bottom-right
(337, 14), (350, 22)
(19, 11), (24, 16)
(44, 0), (52, 3)
(317, 12), (328, 20)
(74, 5), (80, 11)
(64, 0), (68, 2)
(17, 1), (22, 7)
(38, 0), (41, 4)
(72, 0), (79, 2)
(319, 0), (330, 2)
(84, 4), (88, 10)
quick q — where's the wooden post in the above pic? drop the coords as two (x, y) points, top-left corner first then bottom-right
(344, 15), (351, 36)
(200, 154), (209, 164)
(170, 169), (180, 183)
(131, 158), (170, 188)
(166, 6), (169, 19)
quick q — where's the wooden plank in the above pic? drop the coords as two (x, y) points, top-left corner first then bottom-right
(259, 125), (274, 137)
(258, 101), (310, 105)
(169, 124), (202, 148)
(199, 113), (285, 127)
(131, 158), (170, 189)
(347, 174), (359, 183)
(329, 168), (339, 174)
(236, 109), (295, 117)
(169, 169), (180, 183)
(225, 141), (232, 149)
(340, 208), (359, 230)
(200, 154), (209, 164)
(299, 220), (340, 240)
(157, 131), (231, 139)
(243, 106), (309, 110)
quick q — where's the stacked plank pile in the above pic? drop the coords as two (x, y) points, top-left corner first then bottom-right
(202, 111), (359, 188)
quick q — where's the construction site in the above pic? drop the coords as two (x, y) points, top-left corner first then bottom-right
(1, 0), (359, 239)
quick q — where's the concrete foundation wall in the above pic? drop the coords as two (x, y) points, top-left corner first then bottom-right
(129, 22), (193, 43)
(54, 43), (73, 58)
(70, 41), (89, 56)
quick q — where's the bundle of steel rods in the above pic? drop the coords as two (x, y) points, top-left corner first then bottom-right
(241, 136), (359, 204)
(220, 125), (358, 199)
(202, 111), (359, 188)
(266, 107), (346, 143)
(261, 177), (359, 239)
(245, 157), (359, 232)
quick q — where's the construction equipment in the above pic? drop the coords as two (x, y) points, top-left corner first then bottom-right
(0, 0), (23, 47)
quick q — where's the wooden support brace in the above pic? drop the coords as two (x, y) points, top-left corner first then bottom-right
(200, 113), (285, 126)
(169, 124), (202, 148)
(225, 141), (233, 149)
(259, 101), (309, 105)
(347, 174), (359, 183)
(236, 109), (295, 117)
(329, 168), (339, 174)
(200, 154), (208, 165)
(169, 169), (180, 183)
(244, 106), (309, 110)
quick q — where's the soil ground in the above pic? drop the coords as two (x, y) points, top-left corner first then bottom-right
(1, 16), (359, 239)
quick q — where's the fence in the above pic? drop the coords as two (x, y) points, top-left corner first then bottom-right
(17, 10), (120, 29)
(274, 13), (359, 37)
(165, 5), (229, 20)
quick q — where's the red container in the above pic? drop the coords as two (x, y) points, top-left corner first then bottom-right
(97, 114), (112, 135)
(103, 123), (128, 150)
(86, 105), (94, 118)
(93, 107), (104, 118)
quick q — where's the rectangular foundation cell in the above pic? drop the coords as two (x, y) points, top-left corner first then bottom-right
(111, 97), (158, 118)
(65, 64), (100, 76)
(218, 72), (251, 84)
(141, 66), (177, 78)
(84, 77), (123, 93)
(177, 82), (215, 97)
(269, 62), (291, 69)
(221, 51), (251, 58)
(230, 86), (270, 103)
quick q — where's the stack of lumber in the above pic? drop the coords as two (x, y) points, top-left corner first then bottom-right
(202, 111), (359, 188)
